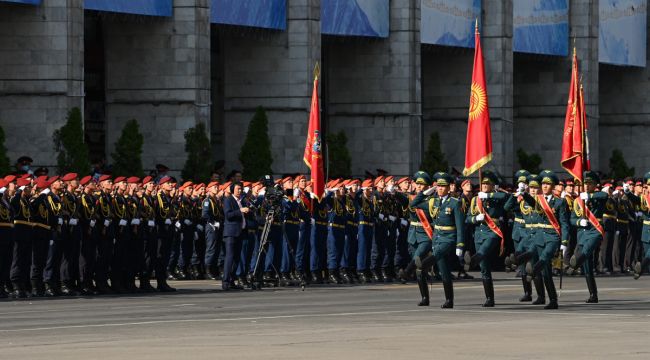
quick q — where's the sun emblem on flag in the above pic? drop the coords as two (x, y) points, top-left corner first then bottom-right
(312, 130), (321, 155)
(469, 82), (487, 121)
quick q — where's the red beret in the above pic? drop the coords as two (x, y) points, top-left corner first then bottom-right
(385, 176), (394, 183)
(206, 181), (218, 189)
(36, 177), (53, 189)
(127, 176), (140, 184)
(16, 178), (31, 187)
(295, 175), (306, 182)
(48, 176), (59, 183)
(179, 181), (193, 191)
(99, 175), (111, 183)
(61, 173), (77, 182)
(349, 179), (361, 186)
(113, 176), (126, 184)
(195, 183), (205, 189)
(396, 177), (410, 185)
(4, 175), (16, 183)
(142, 176), (153, 185)
(373, 176), (384, 187)
(362, 179), (373, 188)
(158, 176), (171, 185)
(79, 175), (92, 186)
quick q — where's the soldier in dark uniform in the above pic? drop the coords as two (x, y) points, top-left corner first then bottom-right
(78, 176), (98, 295)
(59, 173), (82, 295)
(405, 171), (432, 304)
(154, 176), (176, 292)
(342, 179), (359, 283)
(393, 177), (412, 282)
(309, 186), (329, 283)
(203, 181), (223, 280)
(175, 181), (196, 280)
(94, 175), (115, 294)
(293, 176), (312, 282)
(371, 176), (388, 282)
(599, 183), (617, 274)
(190, 183), (207, 279)
(467, 171), (512, 307)
(0, 178), (14, 298)
(110, 176), (131, 293)
(124, 176), (142, 292)
(137, 176), (157, 292)
(325, 180), (346, 284)
(568, 171), (608, 303)
(413, 172), (466, 308)
(10, 176), (33, 298)
(280, 178), (300, 284)
(612, 183), (633, 274)
(355, 179), (375, 284)
(626, 180), (644, 273)
(628, 173), (650, 279)
(32, 176), (63, 297)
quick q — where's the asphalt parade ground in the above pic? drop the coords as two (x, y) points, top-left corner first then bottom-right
(2, 273), (650, 359)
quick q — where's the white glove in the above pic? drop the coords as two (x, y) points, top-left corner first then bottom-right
(517, 182), (526, 193)
(580, 192), (589, 201)
(215, 222), (221, 229)
(131, 218), (141, 225)
(400, 219), (408, 227)
(423, 187), (435, 196)
(387, 185), (394, 193)
(636, 212), (643, 218)
(612, 190), (619, 196)
(561, 191), (567, 198)
(475, 214), (485, 222)
(165, 219), (172, 225)
(119, 219), (127, 226)
(57, 218), (63, 225)
(325, 188), (332, 194)
(495, 185), (500, 191)
(456, 248), (463, 257)
(259, 189), (266, 196)
(560, 244), (567, 257)
(293, 188), (300, 198)
(310, 192), (316, 199)
(244, 187), (250, 194)
(175, 221), (181, 229)
(378, 214), (385, 221)
(148, 220), (156, 227)
(90, 219), (96, 228)
(623, 183), (631, 193)
(18, 186), (25, 191)
(310, 218), (315, 225)
(184, 219), (192, 226)
(69, 218), (78, 226)
(578, 219), (588, 227)
(196, 224), (204, 232)
(331, 188), (339, 192)
(388, 215), (397, 222)
(103, 219), (110, 227)
(602, 186), (610, 193)
(478, 192), (488, 199)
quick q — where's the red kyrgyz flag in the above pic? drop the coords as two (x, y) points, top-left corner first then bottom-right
(561, 49), (588, 183)
(463, 24), (492, 176)
(303, 65), (325, 200)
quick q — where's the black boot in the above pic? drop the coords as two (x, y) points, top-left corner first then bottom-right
(531, 276), (546, 305)
(0, 283), (7, 299)
(417, 272), (429, 306)
(139, 278), (156, 292)
(12, 282), (28, 299)
(340, 269), (352, 284)
(381, 269), (393, 283)
(358, 272), (369, 284)
(156, 276), (176, 292)
(482, 279), (494, 307)
(585, 274), (598, 303)
(515, 251), (534, 266)
(60, 281), (79, 296)
(95, 281), (114, 295)
(634, 257), (650, 280)
(543, 275), (558, 310)
(328, 270), (342, 284)
(399, 260), (416, 284)
(570, 253), (586, 270)
(519, 275), (532, 302)
(31, 279), (45, 297)
(441, 281), (454, 309)
(470, 253), (484, 268)
(371, 270), (382, 283)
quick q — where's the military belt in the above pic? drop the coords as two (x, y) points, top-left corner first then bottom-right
(346, 221), (358, 226)
(410, 222), (422, 227)
(359, 221), (374, 226)
(526, 224), (555, 229)
(315, 221), (328, 226)
(603, 213), (617, 219)
(13, 220), (33, 227)
(285, 220), (300, 225)
(514, 218), (525, 224)
(328, 223), (345, 229)
(434, 225), (456, 231)
(616, 219), (629, 224)
(0, 222), (14, 228)
(644, 220), (650, 226)
(32, 222), (51, 230)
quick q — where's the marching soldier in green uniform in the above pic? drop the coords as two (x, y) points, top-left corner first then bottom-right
(568, 171), (608, 303)
(467, 171), (512, 307)
(405, 171), (432, 305)
(412, 172), (465, 309)
(504, 170), (532, 299)
(520, 170), (570, 309)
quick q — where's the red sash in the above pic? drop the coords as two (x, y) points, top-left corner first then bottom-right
(537, 194), (562, 238)
(415, 209), (433, 240)
(476, 197), (505, 255)
(577, 198), (605, 237)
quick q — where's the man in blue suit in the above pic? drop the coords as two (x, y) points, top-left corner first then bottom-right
(222, 182), (250, 290)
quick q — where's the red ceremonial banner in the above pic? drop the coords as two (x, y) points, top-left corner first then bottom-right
(303, 66), (325, 200)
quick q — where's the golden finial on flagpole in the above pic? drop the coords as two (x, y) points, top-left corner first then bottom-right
(314, 62), (320, 81)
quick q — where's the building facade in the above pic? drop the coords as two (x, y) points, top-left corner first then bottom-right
(0, 0), (648, 179)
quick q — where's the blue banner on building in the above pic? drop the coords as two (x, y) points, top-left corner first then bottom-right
(421, 0), (481, 48)
(211, 0), (286, 30)
(84, 0), (172, 17)
(599, 0), (647, 67)
(513, 0), (568, 56)
(0, 0), (41, 5)
(321, 0), (389, 38)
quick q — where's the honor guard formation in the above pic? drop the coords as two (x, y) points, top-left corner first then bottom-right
(2, 159), (650, 311)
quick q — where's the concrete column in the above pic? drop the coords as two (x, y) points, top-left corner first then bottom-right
(325, 0), (421, 176)
(221, 0), (321, 175)
(0, 0), (84, 169)
(482, 0), (514, 177)
(103, 0), (211, 173)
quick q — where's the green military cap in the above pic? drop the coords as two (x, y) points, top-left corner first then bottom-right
(433, 172), (453, 186)
(480, 171), (499, 185)
(527, 174), (540, 188)
(583, 171), (600, 185)
(413, 171), (431, 186)
(514, 170), (530, 184)
(539, 170), (559, 185)
(643, 171), (650, 185)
